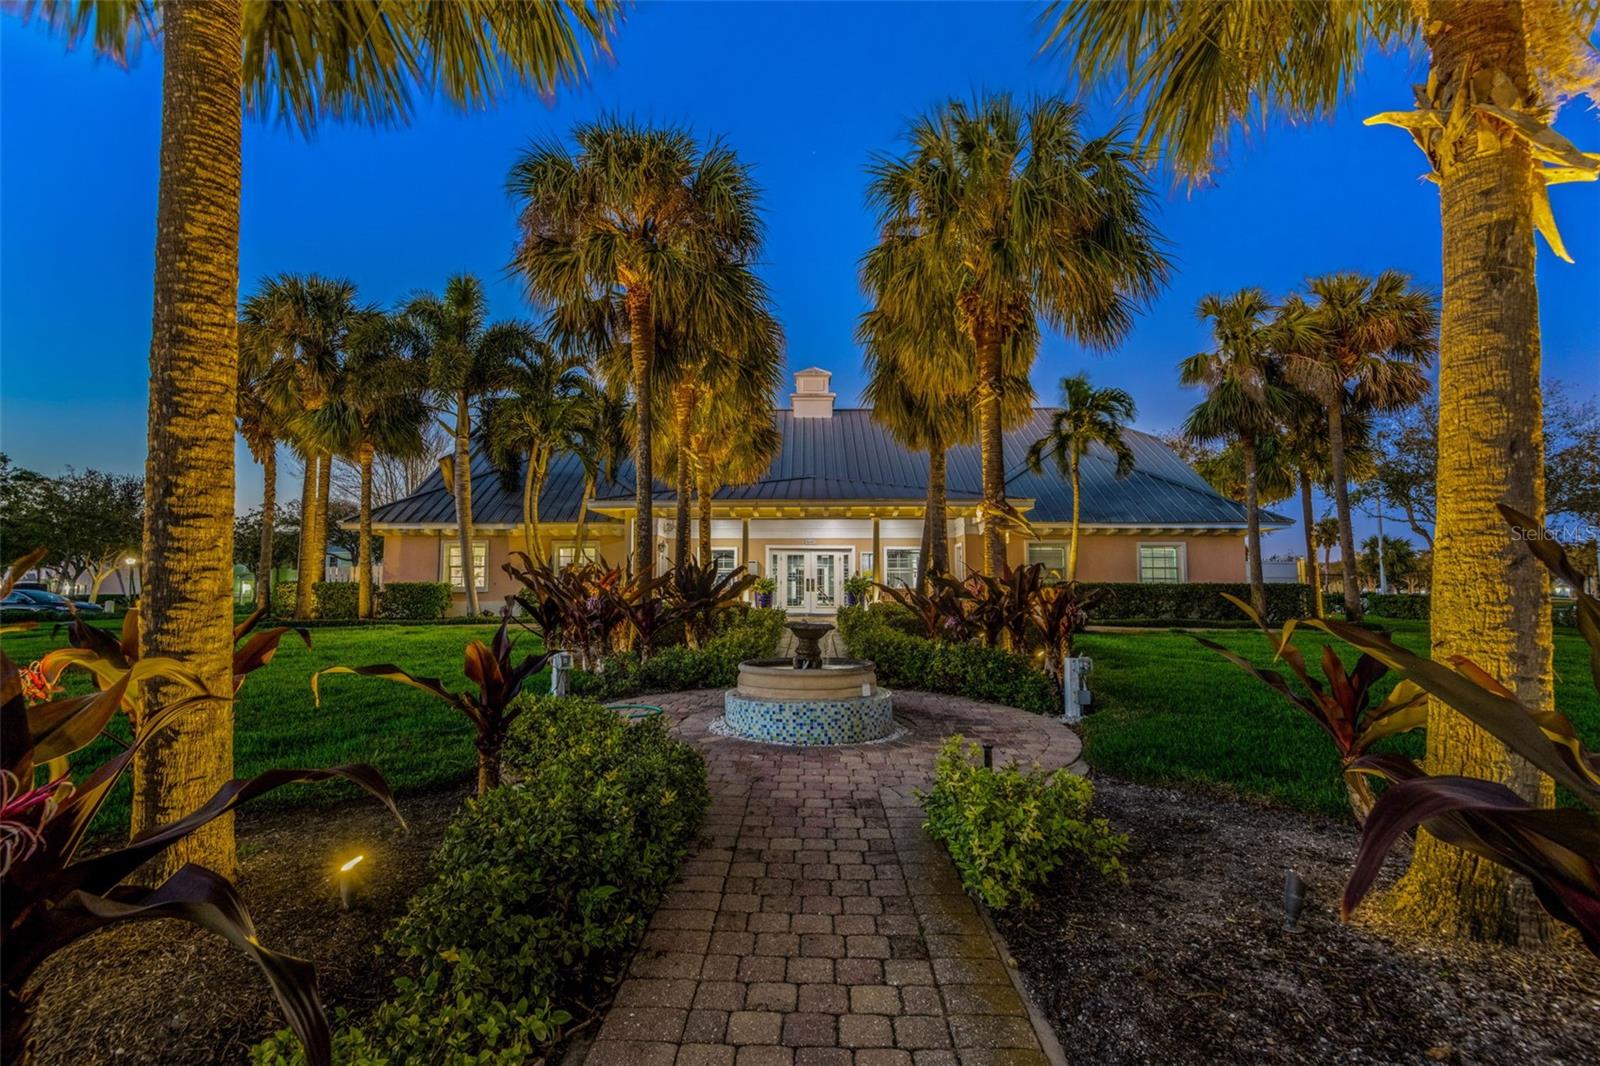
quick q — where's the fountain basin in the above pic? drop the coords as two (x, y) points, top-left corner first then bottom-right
(722, 657), (895, 745)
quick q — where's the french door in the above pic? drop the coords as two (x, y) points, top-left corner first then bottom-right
(771, 549), (852, 613)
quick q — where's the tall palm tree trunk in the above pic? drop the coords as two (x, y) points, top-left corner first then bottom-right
(697, 461), (714, 567)
(673, 384), (693, 570)
(1395, 0), (1554, 944)
(257, 441), (275, 612)
(529, 450), (547, 565)
(927, 440), (948, 576)
(1299, 469), (1323, 618)
(916, 492), (933, 592)
(976, 330), (1006, 575)
(575, 474), (593, 557)
(454, 391), (479, 615)
(1241, 436), (1267, 617)
(312, 451), (332, 611)
(293, 453), (317, 619)
(131, 0), (243, 881)
(626, 286), (655, 579)
(357, 442), (375, 619)
(1326, 399), (1362, 621)
(1067, 459), (1082, 582)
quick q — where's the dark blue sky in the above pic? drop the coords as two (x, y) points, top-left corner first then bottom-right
(3, 2), (1596, 555)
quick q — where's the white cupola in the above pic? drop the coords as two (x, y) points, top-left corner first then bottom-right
(791, 367), (835, 418)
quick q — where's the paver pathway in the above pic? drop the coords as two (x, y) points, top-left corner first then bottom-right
(586, 689), (1083, 1066)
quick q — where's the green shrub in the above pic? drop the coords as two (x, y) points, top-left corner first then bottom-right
(312, 581), (360, 619)
(838, 608), (1057, 715)
(1081, 581), (1312, 623)
(1363, 592), (1429, 619)
(253, 696), (708, 1065)
(377, 581), (455, 619)
(920, 736), (1127, 910)
(571, 607), (785, 700)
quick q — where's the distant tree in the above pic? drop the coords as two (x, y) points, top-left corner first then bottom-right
(1281, 271), (1436, 623)
(1314, 515), (1343, 590)
(1371, 398), (1439, 550)
(0, 456), (53, 567)
(0, 466), (144, 597)
(569, 385), (631, 560)
(330, 422), (451, 510)
(1180, 289), (1304, 616)
(1546, 380), (1600, 532)
(233, 506), (298, 574)
(1026, 373), (1138, 582)
(1359, 534), (1422, 594)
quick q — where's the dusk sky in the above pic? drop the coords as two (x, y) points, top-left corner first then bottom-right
(3, 2), (1596, 557)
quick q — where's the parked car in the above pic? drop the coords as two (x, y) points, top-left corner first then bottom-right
(6, 588), (103, 615)
(2, 591), (44, 614)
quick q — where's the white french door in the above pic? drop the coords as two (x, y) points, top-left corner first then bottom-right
(771, 549), (852, 613)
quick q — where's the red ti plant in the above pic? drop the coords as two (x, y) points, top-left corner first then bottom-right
(1319, 507), (1600, 955)
(879, 578), (974, 642)
(1032, 580), (1108, 692)
(951, 565), (1049, 650)
(503, 554), (627, 668)
(0, 561), (403, 1066)
(1195, 593), (1427, 824)
(663, 558), (756, 648)
(313, 601), (552, 793)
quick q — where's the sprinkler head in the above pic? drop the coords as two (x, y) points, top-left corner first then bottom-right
(1282, 869), (1307, 932)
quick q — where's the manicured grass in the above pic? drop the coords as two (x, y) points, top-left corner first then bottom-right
(1078, 618), (1600, 818)
(2, 620), (540, 835)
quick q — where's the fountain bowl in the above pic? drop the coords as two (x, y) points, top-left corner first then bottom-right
(722, 656), (895, 745)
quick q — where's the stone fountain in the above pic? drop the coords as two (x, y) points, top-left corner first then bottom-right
(718, 619), (896, 745)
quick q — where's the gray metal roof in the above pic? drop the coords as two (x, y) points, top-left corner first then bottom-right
(371, 408), (1289, 530)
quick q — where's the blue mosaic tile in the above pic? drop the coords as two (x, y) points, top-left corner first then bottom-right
(721, 690), (896, 745)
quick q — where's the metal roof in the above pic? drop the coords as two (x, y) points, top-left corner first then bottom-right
(371, 408), (1289, 530)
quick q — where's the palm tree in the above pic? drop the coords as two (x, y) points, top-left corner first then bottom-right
(1025, 374), (1138, 582)
(570, 383), (631, 561)
(33, 1), (616, 879)
(403, 275), (537, 616)
(1040, 0), (1595, 945)
(510, 120), (772, 579)
(1314, 515), (1343, 596)
(863, 93), (1169, 575)
(326, 314), (431, 618)
(1282, 397), (1376, 617)
(479, 342), (590, 565)
(1179, 290), (1303, 617)
(863, 367), (969, 587)
(235, 346), (287, 613)
(240, 274), (365, 620)
(693, 405), (783, 566)
(1281, 272), (1437, 623)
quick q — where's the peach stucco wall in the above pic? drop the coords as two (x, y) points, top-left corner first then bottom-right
(384, 525), (1250, 614)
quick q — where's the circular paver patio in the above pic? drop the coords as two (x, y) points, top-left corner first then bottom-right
(584, 689), (1082, 1066)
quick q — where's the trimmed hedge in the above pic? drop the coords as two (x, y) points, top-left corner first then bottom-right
(571, 607), (786, 700)
(271, 580), (454, 620)
(837, 607), (1058, 715)
(1363, 592), (1429, 619)
(1081, 581), (1312, 624)
(253, 696), (709, 1065)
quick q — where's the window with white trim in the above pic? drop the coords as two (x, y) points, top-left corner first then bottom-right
(1137, 544), (1184, 584)
(710, 548), (737, 578)
(555, 544), (601, 569)
(885, 548), (920, 590)
(1026, 543), (1067, 574)
(444, 541), (488, 590)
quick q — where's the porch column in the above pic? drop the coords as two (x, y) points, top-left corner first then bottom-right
(871, 517), (882, 601)
(741, 517), (751, 572)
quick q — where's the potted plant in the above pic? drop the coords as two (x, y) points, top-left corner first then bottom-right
(753, 576), (777, 608)
(843, 571), (873, 607)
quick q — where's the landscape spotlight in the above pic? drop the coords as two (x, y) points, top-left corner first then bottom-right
(338, 854), (365, 910)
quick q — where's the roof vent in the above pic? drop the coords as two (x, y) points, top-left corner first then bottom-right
(792, 367), (835, 418)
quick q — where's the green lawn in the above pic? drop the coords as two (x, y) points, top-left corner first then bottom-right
(2, 621), (538, 835)
(1078, 618), (1600, 817)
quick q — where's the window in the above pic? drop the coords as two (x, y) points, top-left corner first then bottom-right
(1026, 543), (1067, 575)
(555, 544), (600, 569)
(445, 541), (488, 590)
(860, 551), (874, 577)
(711, 548), (737, 578)
(885, 548), (920, 590)
(1138, 544), (1184, 583)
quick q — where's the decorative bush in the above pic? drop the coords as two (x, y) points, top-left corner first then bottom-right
(311, 580), (359, 619)
(838, 607), (1058, 715)
(376, 581), (455, 619)
(253, 696), (709, 1065)
(1080, 581), (1312, 623)
(920, 736), (1127, 910)
(571, 607), (786, 700)
(1362, 592), (1430, 619)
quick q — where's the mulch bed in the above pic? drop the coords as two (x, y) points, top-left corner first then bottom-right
(993, 777), (1600, 1065)
(29, 784), (470, 1065)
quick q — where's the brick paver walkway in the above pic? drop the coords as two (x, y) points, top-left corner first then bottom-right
(586, 689), (1082, 1066)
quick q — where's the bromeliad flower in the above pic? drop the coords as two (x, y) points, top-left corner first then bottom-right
(18, 660), (60, 704)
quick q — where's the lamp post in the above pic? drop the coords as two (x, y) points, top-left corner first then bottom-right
(122, 555), (138, 599)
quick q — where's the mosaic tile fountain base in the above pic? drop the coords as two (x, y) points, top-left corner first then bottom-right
(718, 689), (897, 745)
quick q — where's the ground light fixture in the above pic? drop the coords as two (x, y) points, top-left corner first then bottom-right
(1282, 869), (1307, 932)
(338, 853), (366, 911)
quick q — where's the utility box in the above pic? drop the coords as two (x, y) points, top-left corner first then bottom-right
(1062, 656), (1093, 724)
(549, 651), (572, 697)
